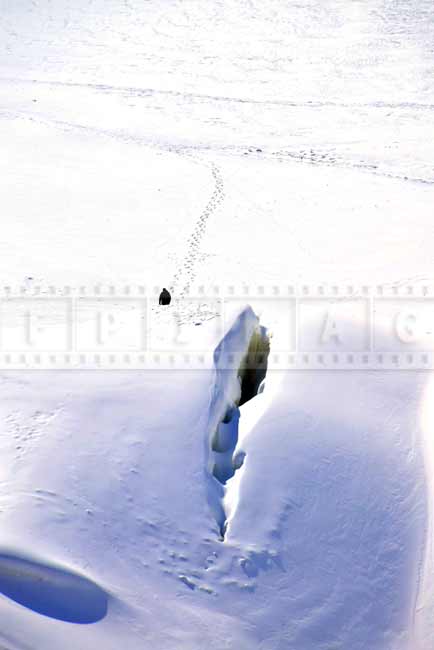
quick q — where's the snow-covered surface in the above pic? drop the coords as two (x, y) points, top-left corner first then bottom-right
(1, 1), (434, 648)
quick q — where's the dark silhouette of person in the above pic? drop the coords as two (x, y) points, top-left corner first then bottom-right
(159, 288), (171, 305)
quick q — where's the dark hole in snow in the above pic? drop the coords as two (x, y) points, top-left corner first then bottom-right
(238, 326), (270, 407)
(222, 406), (235, 424)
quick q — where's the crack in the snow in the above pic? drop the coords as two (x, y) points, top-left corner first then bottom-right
(208, 320), (270, 540)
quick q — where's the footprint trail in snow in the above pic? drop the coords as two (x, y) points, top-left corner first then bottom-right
(171, 155), (225, 296)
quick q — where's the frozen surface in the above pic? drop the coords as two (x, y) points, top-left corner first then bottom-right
(1, 1), (434, 648)
(2, 0), (434, 291)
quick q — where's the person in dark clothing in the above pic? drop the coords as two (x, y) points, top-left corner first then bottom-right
(159, 288), (171, 305)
